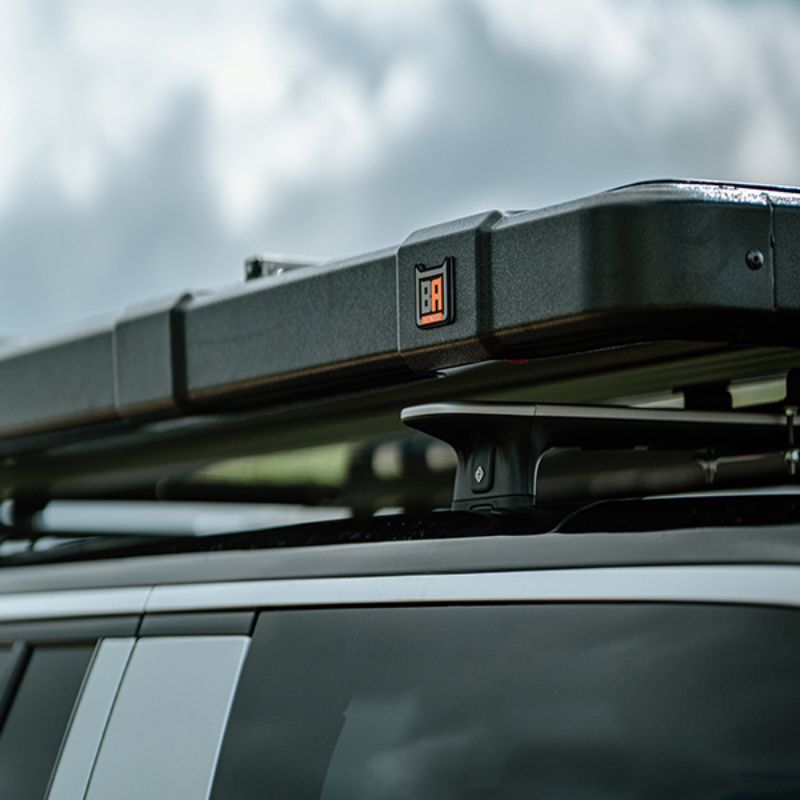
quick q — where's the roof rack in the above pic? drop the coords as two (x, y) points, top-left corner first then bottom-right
(402, 402), (796, 511)
(2, 179), (800, 502)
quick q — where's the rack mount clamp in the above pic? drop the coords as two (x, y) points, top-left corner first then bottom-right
(402, 402), (793, 511)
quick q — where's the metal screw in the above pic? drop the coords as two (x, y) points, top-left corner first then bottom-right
(474, 465), (485, 483)
(745, 249), (764, 271)
(244, 256), (265, 281)
(698, 455), (718, 485)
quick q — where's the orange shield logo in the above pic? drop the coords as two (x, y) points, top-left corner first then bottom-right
(415, 258), (453, 328)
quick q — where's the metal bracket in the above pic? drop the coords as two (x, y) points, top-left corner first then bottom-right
(402, 402), (790, 512)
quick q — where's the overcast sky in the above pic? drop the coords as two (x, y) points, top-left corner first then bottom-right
(1, 0), (799, 337)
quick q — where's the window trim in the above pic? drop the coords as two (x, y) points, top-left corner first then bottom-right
(0, 564), (798, 623)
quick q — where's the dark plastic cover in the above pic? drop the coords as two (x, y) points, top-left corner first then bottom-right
(1, 180), (799, 442)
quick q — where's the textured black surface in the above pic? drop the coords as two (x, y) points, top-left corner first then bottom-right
(489, 185), (774, 348)
(397, 210), (501, 370)
(182, 248), (407, 404)
(113, 294), (190, 416)
(774, 202), (800, 309)
(0, 325), (116, 436)
(1, 180), (799, 444)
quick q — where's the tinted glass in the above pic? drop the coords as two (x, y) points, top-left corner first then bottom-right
(0, 647), (11, 694)
(213, 604), (800, 799)
(0, 645), (93, 800)
(0, 645), (14, 724)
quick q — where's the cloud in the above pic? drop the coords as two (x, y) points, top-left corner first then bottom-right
(474, 0), (800, 184)
(1, 0), (799, 336)
(0, 92), (238, 334)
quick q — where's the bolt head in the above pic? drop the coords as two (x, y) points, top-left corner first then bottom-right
(746, 249), (765, 271)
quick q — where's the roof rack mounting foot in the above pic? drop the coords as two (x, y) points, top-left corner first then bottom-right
(679, 381), (732, 412)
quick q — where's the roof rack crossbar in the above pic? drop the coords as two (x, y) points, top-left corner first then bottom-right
(402, 402), (794, 511)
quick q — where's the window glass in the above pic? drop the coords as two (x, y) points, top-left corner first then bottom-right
(0, 645), (92, 800)
(213, 604), (800, 799)
(0, 644), (14, 725)
(0, 646), (11, 692)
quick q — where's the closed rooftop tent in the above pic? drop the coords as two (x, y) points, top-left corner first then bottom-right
(1, 180), (800, 798)
(2, 179), (800, 502)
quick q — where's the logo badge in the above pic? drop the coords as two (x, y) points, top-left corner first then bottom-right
(415, 257), (453, 328)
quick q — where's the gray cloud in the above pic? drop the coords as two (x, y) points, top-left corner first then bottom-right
(1, 0), (800, 336)
(0, 93), (240, 335)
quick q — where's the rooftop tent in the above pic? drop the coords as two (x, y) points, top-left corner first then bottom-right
(1, 179), (799, 503)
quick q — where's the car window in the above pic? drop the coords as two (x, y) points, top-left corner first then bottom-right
(0, 645), (93, 800)
(213, 603), (800, 799)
